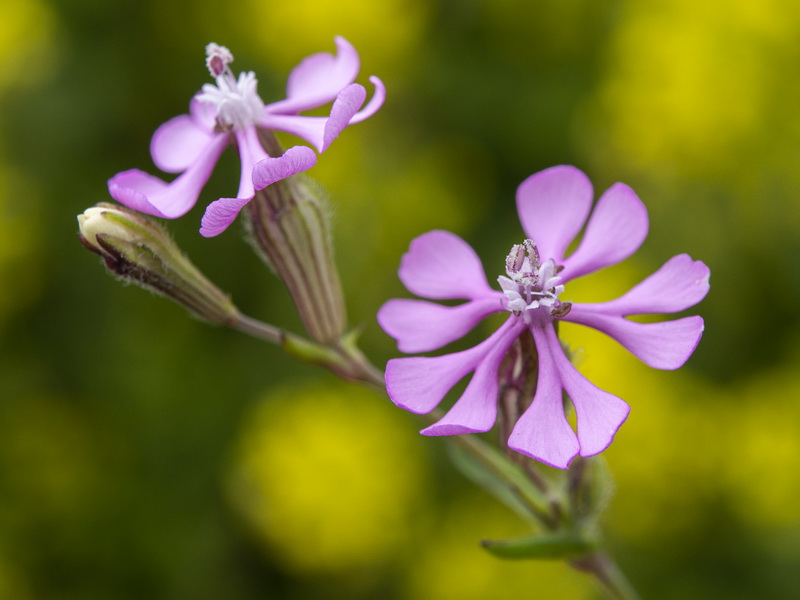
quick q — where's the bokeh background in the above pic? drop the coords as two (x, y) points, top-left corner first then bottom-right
(2, 0), (800, 598)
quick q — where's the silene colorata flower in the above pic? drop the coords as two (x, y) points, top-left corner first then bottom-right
(108, 37), (384, 237)
(378, 166), (710, 469)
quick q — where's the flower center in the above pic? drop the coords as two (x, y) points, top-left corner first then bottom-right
(497, 239), (571, 321)
(196, 43), (265, 131)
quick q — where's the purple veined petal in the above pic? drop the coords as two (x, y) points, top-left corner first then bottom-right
(516, 165), (593, 264)
(199, 196), (253, 237)
(422, 319), (525, 436)
(507, 324), (580, 469)
(591, 254), (711, 315)
(321, 83), (367, 152)
(564, 305), (705, 370)
(542, 325), (629, 457)
(377, 296), (503, 354)
(150, 113), (215, 174)
(398, 230), (496, 300)
(559, 183), (649, 282)
(252, 145), (317, 190)
(347, 76), (386, 125)
(267, 36), (360, 115)
(108, 133), (229, 218)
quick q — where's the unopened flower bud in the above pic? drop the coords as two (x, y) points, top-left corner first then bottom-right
(245, 132), (346, 344)
(78, 203), (239, 325)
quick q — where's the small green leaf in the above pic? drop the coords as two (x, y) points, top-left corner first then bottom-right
(481, 531), (595, 560)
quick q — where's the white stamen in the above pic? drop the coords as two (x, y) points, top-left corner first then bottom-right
(498, 241), (569, 321)
(196, 70), (265, 131)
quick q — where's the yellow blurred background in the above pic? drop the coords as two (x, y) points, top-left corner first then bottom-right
(1, 0), (799, 598)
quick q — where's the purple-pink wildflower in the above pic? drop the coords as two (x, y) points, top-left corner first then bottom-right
(108, 37), (384, 237)
(378, 166), (710, 469)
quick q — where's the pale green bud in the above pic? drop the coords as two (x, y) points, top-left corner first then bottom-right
(78, 203), (239, 325)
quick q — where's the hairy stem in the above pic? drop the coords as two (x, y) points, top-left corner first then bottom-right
(570, 552), (642, 600)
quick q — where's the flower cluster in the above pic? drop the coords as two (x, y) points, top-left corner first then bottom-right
(108, 37), (384, 237)
(378, 166), (710, 469)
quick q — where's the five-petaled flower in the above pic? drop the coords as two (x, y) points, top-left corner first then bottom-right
(378, 166), (710, 469)
(108, 37), (385, 237)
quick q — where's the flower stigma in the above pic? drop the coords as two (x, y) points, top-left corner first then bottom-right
(197, 43), (265, 131)
(498, 239), (571, 322)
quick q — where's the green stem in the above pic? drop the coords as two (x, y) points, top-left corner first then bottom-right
(570, 552), (641, 600)
(230, 313), (385, 390)
(232, 313), (284, 344)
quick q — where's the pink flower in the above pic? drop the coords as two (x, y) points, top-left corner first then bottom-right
(108, 37), (385, 237)
(378, 166), (710, 469)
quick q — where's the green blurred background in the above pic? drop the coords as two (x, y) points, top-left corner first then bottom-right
(2, 0), (800, 598)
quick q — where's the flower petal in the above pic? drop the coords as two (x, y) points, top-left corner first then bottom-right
(592, 254), (711, 315)
(234, 127), (270, 200)
(507, 325), (579, 469)
(200, 143), (317, 238)
(259, 113), (328, 152)
(516, 165), (593, 263)
(269, 36), (360, 114)
(398, 230), (496, 300)
(560, 183), (649, 282)
(322, 83), (367, 151)
(544, 325), (629, 457)
(262, 78), (384, 152)
(199, 196), (252, 237)
(385, 347), (483, 415)
(252, 145), (318, 190)
(108, 133), (228, 218)
(150, 113), (214, 174)
(347, 76), (386, 125)
(564, 306), (705, 370)
(377, 297), (501, 353)
(421, 319), (524, 435)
